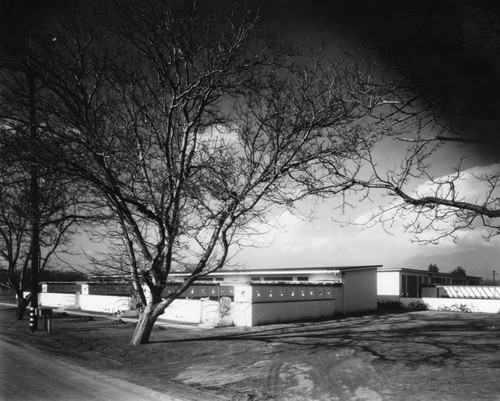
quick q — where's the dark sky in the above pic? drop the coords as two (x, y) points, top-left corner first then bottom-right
(2, 0), (499, 147)
(278, 0), (500, 149)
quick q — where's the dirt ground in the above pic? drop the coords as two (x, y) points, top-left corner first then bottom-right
(1, 301), (500, 401)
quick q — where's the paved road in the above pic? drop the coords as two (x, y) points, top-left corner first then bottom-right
(0, 336), (182, 401)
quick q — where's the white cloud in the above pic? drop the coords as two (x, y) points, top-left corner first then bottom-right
(414, 163), (500, 202)
(354, 163), (500, 240)
(231, 164), (500, 272)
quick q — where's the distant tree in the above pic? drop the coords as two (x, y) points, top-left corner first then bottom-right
(481, 277), (497, 286)
(39, 269), (87, 282)
(428, 263), (439, 273)
(450, 266), (467, 276)
(0, 151), (81, 319)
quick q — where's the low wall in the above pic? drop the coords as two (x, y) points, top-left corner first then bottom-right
(437, 286), (500, 299)
(37, 282), (339, 327)
(41, 282), (76, 294)
(159, 299), (203, 323)
(39, 292), (76, 308)
(232, 299), (336, 327)
(401, 297), (500, 314)
(80, 283), (130, 295)
(159, 299), (230, 325)
(79, 294), (131, 314)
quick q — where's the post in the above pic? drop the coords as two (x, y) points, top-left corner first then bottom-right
(45, 314), (51, 333)
(35, 307), (52, 332)
(27, 45), (40, 333)
(29, 308), (36, 332)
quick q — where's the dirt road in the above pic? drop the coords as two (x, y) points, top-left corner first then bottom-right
(0, 335), (183, 401)
(1, 304), (500, 400)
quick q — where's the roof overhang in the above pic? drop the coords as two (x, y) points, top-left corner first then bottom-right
(170, 265), (382, 277)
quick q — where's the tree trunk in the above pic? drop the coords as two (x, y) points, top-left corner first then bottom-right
(130, 302), (164, 345)
(15, 295), (31, 320)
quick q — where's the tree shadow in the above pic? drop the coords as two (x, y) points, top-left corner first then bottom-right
(151, 311), (500, 368)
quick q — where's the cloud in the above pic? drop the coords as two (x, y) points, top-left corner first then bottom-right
(231, 163), (500, 271)
(354, 163), (500, 241)
(414, 163), (500, 202)
(235, 207), (419, 268)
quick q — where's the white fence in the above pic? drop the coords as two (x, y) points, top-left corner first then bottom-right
(437, 286), (500, 299)
(401, 297), (500, 314)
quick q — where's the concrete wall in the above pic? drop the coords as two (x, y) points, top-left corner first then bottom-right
(232, 299), (336, 327)
(159, 299), (202, 323)
(39, 277), (377, 326)
(401, 297), (500, 314)
(159, 298), (232, 326)
(158, 299), (220, 324)
(231, 284), (337, 326)
(342, 269), (378, 313)
(41, 283), (76, 294)
(233, 284), (335, 303)
(80, 283), (130, 295)
(377, 271), (401, 297)
(79, 294), (130, 314)
(39, 292), (76, 308)
(332, 286), (343, 314)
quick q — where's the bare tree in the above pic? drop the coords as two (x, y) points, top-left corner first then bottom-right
(0, 150), (80, 319)
(346, 90), (500, 243)
(0, 14), (90, 323)
(335, 0), (500, 244)
(29, 1), (393, 344)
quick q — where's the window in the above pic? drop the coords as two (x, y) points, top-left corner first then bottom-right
(401, 274), (418, 297)
(407, 275), (418, 297)
(264, 276), (293, 281)
(297, 276), (309, 281)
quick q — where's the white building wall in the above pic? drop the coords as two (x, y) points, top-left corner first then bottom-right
(219, 274), (253, 283)
(377, 271), (401, 297)
(231, 284), (337, 326)
(307, 273), (340, 282)
(232, 302), (252, 326)
(332, 286), (344, 314)
(231, 300), (336, 327)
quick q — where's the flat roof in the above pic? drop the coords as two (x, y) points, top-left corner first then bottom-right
(377, 267), (482, 279)
(171, 265), (382, 277)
